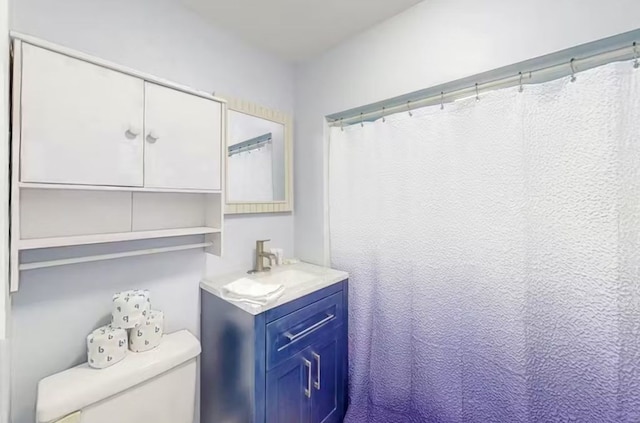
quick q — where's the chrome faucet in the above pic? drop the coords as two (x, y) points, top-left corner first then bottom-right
(248, 239), (277, 274)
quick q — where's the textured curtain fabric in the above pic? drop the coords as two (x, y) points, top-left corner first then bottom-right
(329, 61), (640, 423)
(227, 143), (274, 202)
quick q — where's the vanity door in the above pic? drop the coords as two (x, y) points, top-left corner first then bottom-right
(266, 347), (312, 423)
(20, 44), (145, 186)
(143, 82), (222, 190)
(311, 331), (344, 423)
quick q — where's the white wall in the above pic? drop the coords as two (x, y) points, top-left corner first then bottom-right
(1, 0), (10, 419)
(294, 0), (640, 265)
(9, 0), (295, 422)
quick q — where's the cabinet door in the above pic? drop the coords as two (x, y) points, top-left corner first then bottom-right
(267, 348), (312, 423)
(20, 44), (144, 186)
(143, 82), (222, 190)
(311, 331), (344, 423)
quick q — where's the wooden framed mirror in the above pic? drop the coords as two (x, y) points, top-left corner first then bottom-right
(224, 97), (293, 214)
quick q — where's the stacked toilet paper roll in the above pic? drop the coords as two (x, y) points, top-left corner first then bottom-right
(87, 289), (167, 369)
(129, 310), (165, 353)
(87, 325), (128, 369)
(112, 289), (151, 329)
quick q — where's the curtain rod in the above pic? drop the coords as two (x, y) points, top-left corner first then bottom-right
(228, 132), (273, 156)
(328, 28), (640, 127)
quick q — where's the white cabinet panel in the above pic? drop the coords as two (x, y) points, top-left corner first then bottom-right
(20, 189), (132, 239)
(144, 82), (222, 190)
(131, 192), (206, 231)
(20, 44), (144, 186)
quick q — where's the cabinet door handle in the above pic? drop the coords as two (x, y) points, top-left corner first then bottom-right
(146, 131), (160, 143)
(284, 314), (335, 342)
(125, 126), (141, 138)
(303, 358), (312, 398)
(312, 352), (321, 390)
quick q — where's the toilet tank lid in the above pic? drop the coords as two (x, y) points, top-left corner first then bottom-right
(36, 330), (201, 423)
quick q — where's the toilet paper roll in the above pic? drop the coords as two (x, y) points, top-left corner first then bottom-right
(87, 325), (128, 369)
(129, 310), (165, 353)
(112, 289), (151, 329)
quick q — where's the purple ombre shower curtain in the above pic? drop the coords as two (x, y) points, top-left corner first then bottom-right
(329, 61), (640, 423)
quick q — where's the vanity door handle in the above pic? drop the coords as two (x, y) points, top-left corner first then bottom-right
(303, 358), (312, 398)
(284, 314), (335, 342)
(312, 352), (321, 390)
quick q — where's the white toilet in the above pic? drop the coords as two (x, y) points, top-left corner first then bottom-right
(36, 330), (201, 423)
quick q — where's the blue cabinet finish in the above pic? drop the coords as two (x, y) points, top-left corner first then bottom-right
(201, 279), (349, 423)
(267, 347), (313, 423)
(311, 332), (344, 423)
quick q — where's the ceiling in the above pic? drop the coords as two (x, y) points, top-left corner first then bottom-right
(182, 0), (424, 61)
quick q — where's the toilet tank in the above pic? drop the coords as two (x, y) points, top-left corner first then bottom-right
(36, 330), (201, 423)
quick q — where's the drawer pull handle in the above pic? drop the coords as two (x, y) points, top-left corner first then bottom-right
(284, 314), (335, 342)
(304, 358), (312, 398)
(312, 352), (321, 390)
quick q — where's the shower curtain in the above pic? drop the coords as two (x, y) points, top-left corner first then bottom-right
(329, 61), (640, 423)
(227, 143), (274, 202)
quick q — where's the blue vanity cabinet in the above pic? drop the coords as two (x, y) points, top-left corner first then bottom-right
(266, 329), (345, 423)
(201, 279), (348, 423)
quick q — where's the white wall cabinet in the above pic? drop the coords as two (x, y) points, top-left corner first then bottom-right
(144, 83), (222, 190)
(10, 34), (227, 292)
(21, 44), (145, 187)
(19, 44), (223, 191)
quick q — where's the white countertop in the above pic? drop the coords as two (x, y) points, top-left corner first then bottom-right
(200, 262), (349, 315)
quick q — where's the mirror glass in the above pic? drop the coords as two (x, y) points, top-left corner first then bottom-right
(227, 110), (286, 202)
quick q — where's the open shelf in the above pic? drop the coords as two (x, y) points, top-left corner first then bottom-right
(19, 181), (222, 194)
(19, 227), (221, 250)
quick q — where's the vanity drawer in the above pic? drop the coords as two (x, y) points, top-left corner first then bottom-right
(266, 292), (343, 370)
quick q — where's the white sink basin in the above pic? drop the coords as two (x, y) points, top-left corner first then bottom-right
(252, 269), (317, 288)
(201, 262), (349, 314)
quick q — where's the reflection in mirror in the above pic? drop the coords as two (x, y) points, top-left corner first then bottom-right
(227, 110), (286, 202)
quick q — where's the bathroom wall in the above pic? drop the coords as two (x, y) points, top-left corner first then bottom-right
(9, 0), (294, 421)
(294, 0), (640, 265)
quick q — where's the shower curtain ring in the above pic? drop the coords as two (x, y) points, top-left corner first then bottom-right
(570, 58), (577, 82)
(633, 42), (639, 69)
(518, 72), (524, 93)
(440, 92), (444, 110)
(340, 118), (344, 132)
(360, 113), (364, 127)
(382, 106), (386, 123)
(475, 83), (480, 101)
(407, 101), (413, 117)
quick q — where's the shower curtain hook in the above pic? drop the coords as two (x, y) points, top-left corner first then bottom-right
(570, 58), (577, 82)
(440, 92), (444, 110)
(360, 113), (364, 127)
(407, 101), (413, 117)
(518, 72), (524, 93)
(475, 83), (480, 101)
(382, 106), (386, 123)
(633, 42), (639, 69)
(340, 118), (344, 132)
